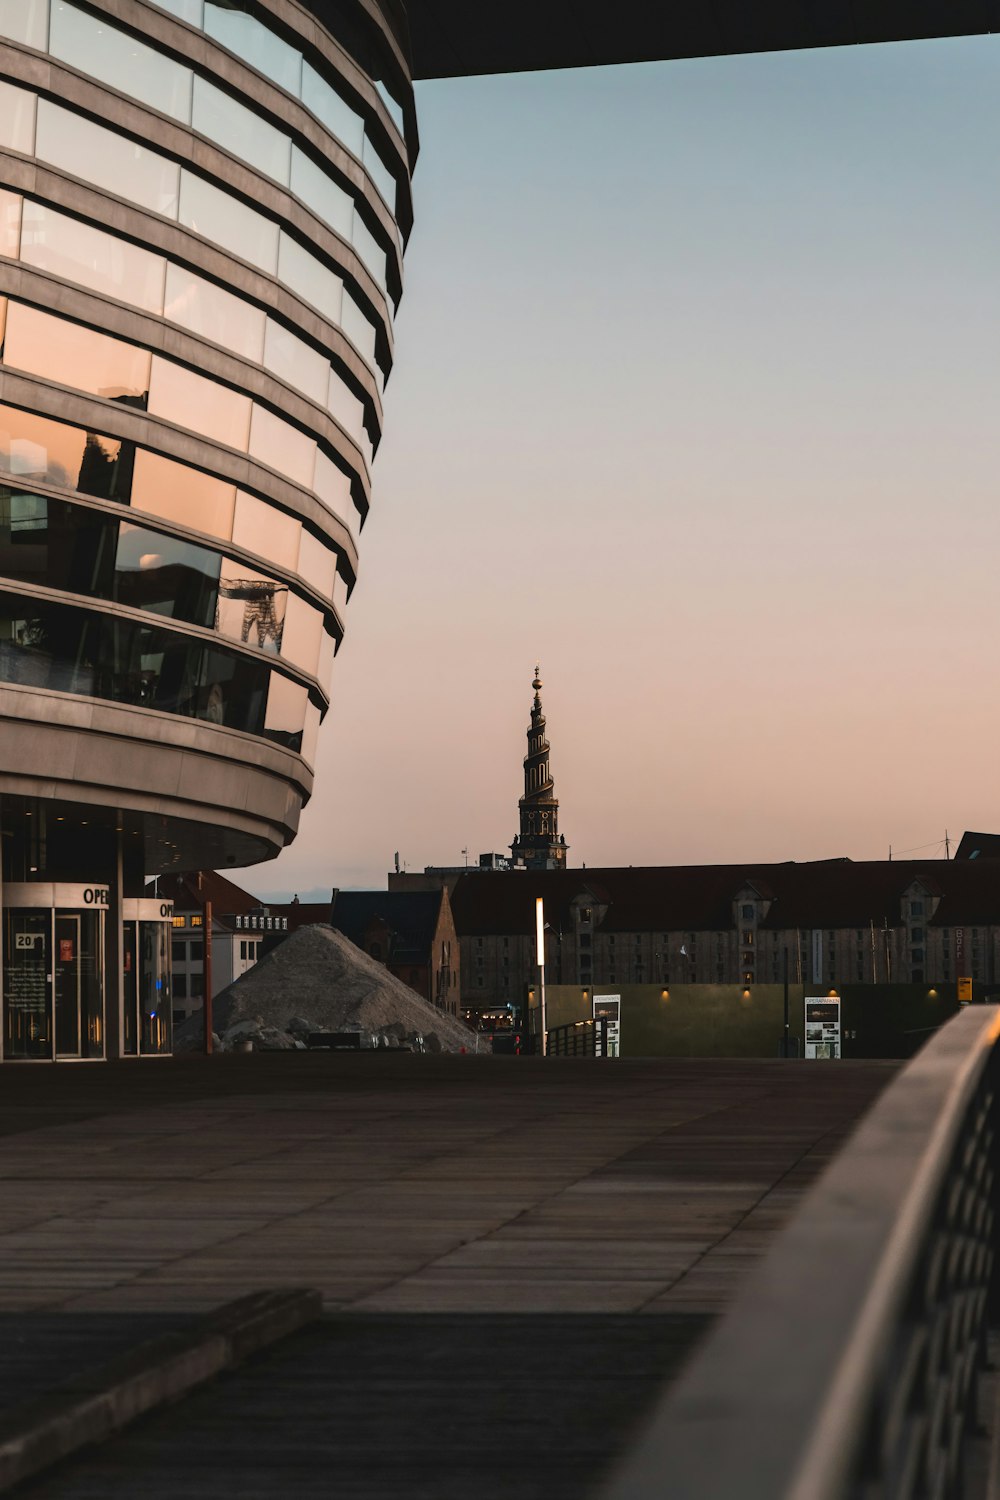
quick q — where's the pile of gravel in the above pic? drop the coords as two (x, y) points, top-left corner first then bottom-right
(174, 923), (482, 1055)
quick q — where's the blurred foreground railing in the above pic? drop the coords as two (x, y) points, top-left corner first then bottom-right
(605, 1006), (1000, 1500)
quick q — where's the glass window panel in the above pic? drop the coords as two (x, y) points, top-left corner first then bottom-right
(218, 558), (286, 653)
(312, 448), (352, 522)
(317, 628), (335, 695)
(0, 296), (5, 346)
(248, 405), (314, 488)
(21, 201), (166, 313)
(0, 403), (129, 500)
(0, 490), (118, 596)
(0, 81), (35, 155)
(374, 81), (406, 139)
(262, 319), (328, 406)
(196, 638), (267, 732)
(179, 171), (278, 273)
(153, 0), (202, 23)
(341, 290), (377, 366)
(204, 2), (301, 95)
(191, 76), (290, 185)
(297, 527), (336, 602)
(163, 263), (264, 363)
(2, 302), (151, 406)
(289, 146), (352, 239)
(115, 519), (220, 625)
(232, 489), (299, 569)
(351, 211), (387, 292)
(262, 670), (306, 750)
(50, 4), (193, 123)
(326, 372), (366, 447)
(36, 102), (180, 218)
(280, 591), (322, 675)
(362, 135), (397, 213)
(301, 63), (364, 156)
(301, 700), (320, 767)
(131, 449), (235, 539)
(277, 233), (342, 326)
(148, 357), (251, 450)
(0, 0), (48, 49)
(0, 190), (20, 259)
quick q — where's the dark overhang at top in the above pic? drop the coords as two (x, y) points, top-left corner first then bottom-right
(398, 1), (1000, 79)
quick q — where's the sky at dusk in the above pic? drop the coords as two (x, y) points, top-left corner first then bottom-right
(252, 34), (1000, 900)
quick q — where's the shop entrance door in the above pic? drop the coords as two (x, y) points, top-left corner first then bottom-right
(54, 915), (82, 1057)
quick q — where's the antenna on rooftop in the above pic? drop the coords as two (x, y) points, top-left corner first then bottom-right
(945, 830), (950, 860)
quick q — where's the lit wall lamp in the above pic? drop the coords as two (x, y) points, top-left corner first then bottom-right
(661, 987), (669, 1001)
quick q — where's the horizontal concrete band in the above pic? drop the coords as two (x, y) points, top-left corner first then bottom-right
(0, 1288), (322, 1494)
(0, 32), (403, 316)
(0, 686), (313, 853)
(0, 366), (361, 586)
(0, 153), (386, 433)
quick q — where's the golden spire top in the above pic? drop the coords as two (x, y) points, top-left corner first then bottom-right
(532, 664), (542, 693)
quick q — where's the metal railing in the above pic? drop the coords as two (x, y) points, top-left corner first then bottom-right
(545, 1018), (609, 1057)
(604, 1005), (1000, 1500)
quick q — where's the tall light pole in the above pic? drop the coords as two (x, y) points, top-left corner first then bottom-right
(536, 896), (547, 1056)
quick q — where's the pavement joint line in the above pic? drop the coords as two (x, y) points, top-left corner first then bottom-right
(0, 1286), (322, 1493)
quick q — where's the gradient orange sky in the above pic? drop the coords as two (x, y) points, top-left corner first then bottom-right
(252, 35), (1000, 899)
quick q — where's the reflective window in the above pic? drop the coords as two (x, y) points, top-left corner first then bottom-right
(248, 406), (314, 488)
(0, 490), (99, 593)
(164, 263), (265, 363)
(313, 449), (353, 522)
(297, 528), (336, 603)
(218, 559), (286, 653)
(302, 700), (321, 765)
(0, 587), (299, 739)
(36, 101), (181, 218)
(179, 170), (278, 273)
(281, 591), (323, 675)
(130, 450), (235, 539)
(148, 357), (251, 450)
(0, 190), (20, 259)
(327, 372), (367, 448)
(352, 211), (387, 292)
(262, 319), (328, 406)
(317, 628), (335, 695)
(375, 81), (406, 139)
(301, 62), (364, 157)
(289, 146), (352, 239)
(277, 233), (343, 327)
(362, 136), (397, 214)
(0, 81), (35, 155)
(232, 490), (299, 570)
(204, 1), (301, 96)
(262, 670), (306, 750)
(153, 0), (203, 24)
(20, 200), (166, 313)
(115, 519), (220, 625)
(2, 302), (151, 406)
(50, 3), (193, 123)
(192, 76), (290, 185)
(0, 0), (48, 49)
(341, 291), (378, 366)
(0, 403), (131, 501)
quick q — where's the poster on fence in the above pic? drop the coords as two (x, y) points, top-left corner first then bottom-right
(592, 994), (621, 1057)
(804, 997), (841, 1059)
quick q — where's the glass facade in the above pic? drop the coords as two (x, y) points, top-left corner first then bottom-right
(0, 0), (409, 1060)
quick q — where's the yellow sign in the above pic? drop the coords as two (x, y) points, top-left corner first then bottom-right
(957, 977), (973, 1004)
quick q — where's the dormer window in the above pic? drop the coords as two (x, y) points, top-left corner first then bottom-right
(741, 904), (755, 920)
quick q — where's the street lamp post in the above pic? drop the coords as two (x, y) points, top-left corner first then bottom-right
(536, 897), (547, 1057)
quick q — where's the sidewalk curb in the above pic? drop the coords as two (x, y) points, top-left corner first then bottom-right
(0, 1287), (322, 1493)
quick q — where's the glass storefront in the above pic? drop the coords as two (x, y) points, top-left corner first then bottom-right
(123, 899), (172, 1055)
(2, 883), (106, 1059)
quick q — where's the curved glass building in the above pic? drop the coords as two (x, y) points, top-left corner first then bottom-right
(0, 0), (412, 1059)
